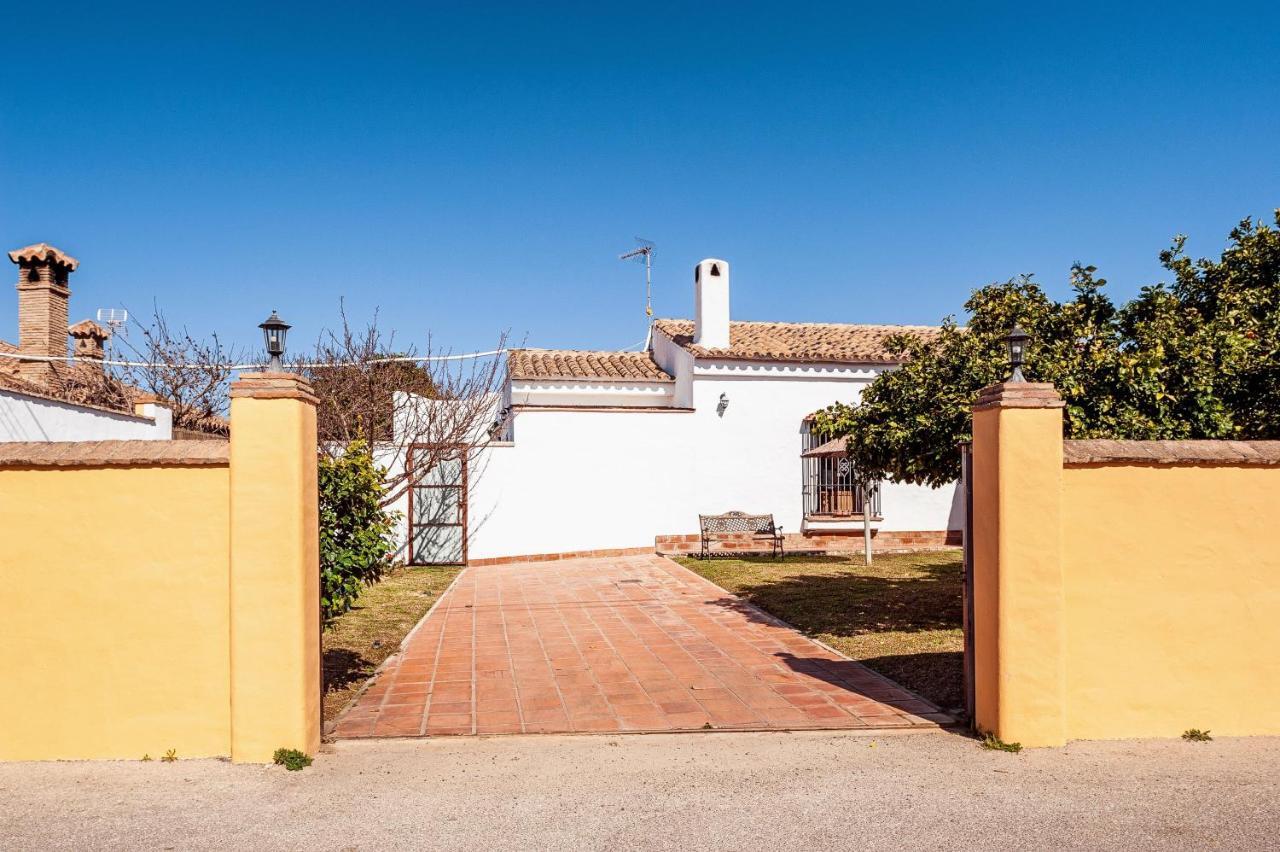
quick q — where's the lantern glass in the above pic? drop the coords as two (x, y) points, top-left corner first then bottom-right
(258, 311), (292, 369)
(1005, 326), (1030, 381)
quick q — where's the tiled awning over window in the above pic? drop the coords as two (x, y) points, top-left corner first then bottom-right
(801, 436), (849, 457)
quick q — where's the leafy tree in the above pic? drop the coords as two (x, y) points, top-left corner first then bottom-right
(300, 306), (507, 508)
(319, 440), (398, 622)
(813, 211), (1280, 487)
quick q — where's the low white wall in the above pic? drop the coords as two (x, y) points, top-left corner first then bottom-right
(0, 390), (171, 442)
(465, 408), (698, 559)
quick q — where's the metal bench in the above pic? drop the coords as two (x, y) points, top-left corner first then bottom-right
(698, 511), (784, 560)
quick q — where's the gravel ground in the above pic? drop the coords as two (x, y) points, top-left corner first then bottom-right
(2, 729), (1277, 850)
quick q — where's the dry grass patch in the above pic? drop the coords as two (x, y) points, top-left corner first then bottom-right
(676, 551), (963, 711)
(323, 565), (461, 722)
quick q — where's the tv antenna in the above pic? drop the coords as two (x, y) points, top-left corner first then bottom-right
(96, 308), (129, 364)
(618, 238), (655, 318)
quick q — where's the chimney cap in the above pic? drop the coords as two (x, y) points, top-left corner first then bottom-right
(8, 242), (79, 270)
(69, 319), (111, 340)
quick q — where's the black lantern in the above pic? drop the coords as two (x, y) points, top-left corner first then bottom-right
(258, 310), (291, 371)
(1005, 325), (1030, 382)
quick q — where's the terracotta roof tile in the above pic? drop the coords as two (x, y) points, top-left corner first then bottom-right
(1063, 440), (1280, 466)
(68, 319), (110, 338)
(0, 439), (229, 467)
(0, 370), (51, 396)
(801, 436), (850, 457)
(509, 350), (674, 383)
(7, 242), (79, 270)
(651, 319), (938, 364)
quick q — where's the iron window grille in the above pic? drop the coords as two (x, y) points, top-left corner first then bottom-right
(801, 426), (881, 519)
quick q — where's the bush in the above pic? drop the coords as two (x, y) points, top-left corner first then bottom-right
(979, 731), (1023, 753)
(273, 747), (313, 771)
(319, 440), (398, 623)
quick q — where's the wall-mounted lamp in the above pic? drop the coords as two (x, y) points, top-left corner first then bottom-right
(1005, 325), (1030, 383)
(259, 310), (291, 371)
(717, 392), (729, 417)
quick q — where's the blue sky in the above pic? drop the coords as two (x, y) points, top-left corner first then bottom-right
(2, 2), (1278, 357)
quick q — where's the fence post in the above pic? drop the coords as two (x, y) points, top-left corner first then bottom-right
(228, 372), (320, 763)
(970, 381), (1066, 747)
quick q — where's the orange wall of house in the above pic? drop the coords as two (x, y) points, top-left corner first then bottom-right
(1060, 463), (1280, 740)
(0, 464), (232, 761)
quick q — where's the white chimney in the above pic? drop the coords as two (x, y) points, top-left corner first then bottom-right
(693, 258), (730, 349)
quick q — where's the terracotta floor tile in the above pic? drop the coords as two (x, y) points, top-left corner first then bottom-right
(522, 704), (569, 723)
(376, 704), (424, 719)
(333, 555), (948, 739)
(430, 684), (471, 703)
(475, 710), (522, 728)
(570, 716), (622, 732)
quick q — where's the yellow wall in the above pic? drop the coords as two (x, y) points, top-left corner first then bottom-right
(0, 372), (320, 763)
(972, 381), (1280, 746)
(972, 398), (1066, 747)
(229, 394), (321, 762)
(0, 465), (231, 761)
(1061, 463), (1280, 739)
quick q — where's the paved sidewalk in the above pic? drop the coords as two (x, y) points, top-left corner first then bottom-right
(5, 732), (1279, 850)
(332, 554), (948, 738)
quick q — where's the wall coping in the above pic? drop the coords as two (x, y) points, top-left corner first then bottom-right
(1063, 439), (1280, 467)
(230, 372), (319, 405)
(0, 439), (230, 467)
(973, 382), (1065, 411)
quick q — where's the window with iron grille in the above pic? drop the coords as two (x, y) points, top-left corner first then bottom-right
(801, 424), (881, 518)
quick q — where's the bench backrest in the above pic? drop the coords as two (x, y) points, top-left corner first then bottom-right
(699, 511), (776, 535)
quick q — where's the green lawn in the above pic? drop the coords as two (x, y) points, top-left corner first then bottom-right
(322, 565), (461, 723)
(676, 550), (964, 711)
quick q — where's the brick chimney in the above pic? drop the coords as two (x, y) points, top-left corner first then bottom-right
(8, 243), (78, 384)
(69, 319), (110, 362)
(693, 258), (730, 349)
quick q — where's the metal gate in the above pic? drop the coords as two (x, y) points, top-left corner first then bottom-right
(407, 444), (468, 565)
(960, 442), (976, 727)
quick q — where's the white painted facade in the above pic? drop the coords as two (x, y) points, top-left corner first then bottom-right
(394, 259), (961, 563)
(0, 388), (172, 442)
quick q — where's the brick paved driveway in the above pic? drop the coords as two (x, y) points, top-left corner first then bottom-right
(332, 554), (951, 738)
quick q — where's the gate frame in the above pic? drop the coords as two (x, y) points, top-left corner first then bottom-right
(406, 442), (469, 566)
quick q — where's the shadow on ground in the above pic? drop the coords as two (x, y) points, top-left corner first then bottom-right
(323, 647), (376, 695)
(769, 651), (956, 723)
(692, 553), (964, 711)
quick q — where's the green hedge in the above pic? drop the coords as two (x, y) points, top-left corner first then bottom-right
(319, 440), (397, 623)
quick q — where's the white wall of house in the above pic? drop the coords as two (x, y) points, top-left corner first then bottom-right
(508, 378), (676, 409)
(465, 408), (698, 559)
(391, 359), (961, 563)
(0, 389), (172, 441)
(388, 256), (962, 563)
(687, 359), (960, 534)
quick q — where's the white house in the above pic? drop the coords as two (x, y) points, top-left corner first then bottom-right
(396, 258), (963, 565)
(0, 385), (172, 441)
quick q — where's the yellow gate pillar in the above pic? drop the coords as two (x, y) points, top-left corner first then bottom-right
(228, 372), (321, 763)
(971, 381), (1067, 747)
